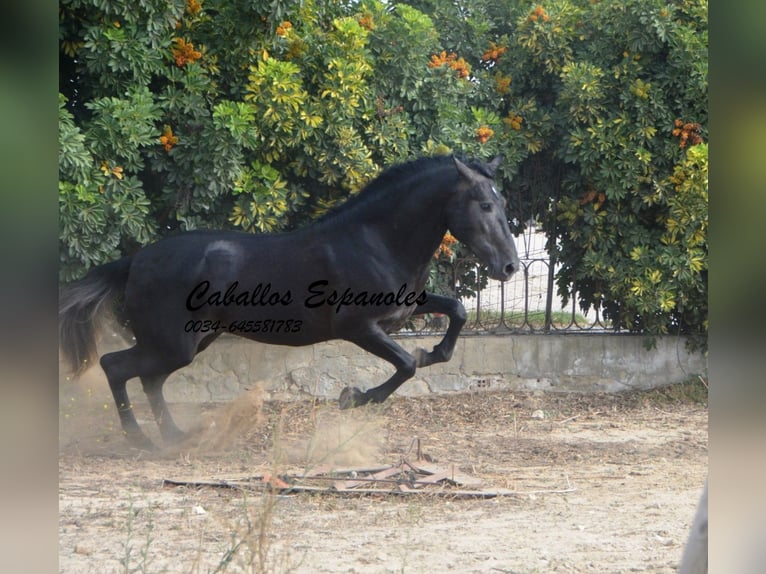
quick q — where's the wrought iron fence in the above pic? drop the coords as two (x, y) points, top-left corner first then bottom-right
(401, 225), (611, 336)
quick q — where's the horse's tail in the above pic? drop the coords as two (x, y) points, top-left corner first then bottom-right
(59, 256), (133, 377)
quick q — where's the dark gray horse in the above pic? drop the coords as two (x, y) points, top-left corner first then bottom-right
(59, 155), (519, 449)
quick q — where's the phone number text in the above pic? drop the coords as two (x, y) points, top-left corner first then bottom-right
(184, 319), (303, 334)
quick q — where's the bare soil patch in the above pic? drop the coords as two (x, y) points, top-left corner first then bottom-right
(59, 383), (708, 573)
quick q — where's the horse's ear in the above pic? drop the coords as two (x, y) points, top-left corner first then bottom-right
(453, 156), (476, 182)
(453, 155), (503, 181)
(486, 154), (503, 176)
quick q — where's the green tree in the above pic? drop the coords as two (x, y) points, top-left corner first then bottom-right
(59, 0), (708, 346)
(406, 0), (708, 344)
(59, 0), (487, 279)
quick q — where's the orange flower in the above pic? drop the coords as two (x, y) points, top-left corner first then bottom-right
(428, 51), (471, 79)
(159, 125), (179, 152)
(357, 14), (375, 31)
(451, 58), (471, 79)
(276, 21), (293, 37)
(100, 161), (124, 179)
(428, 51), (449, 68)
(481, 42), (507, 64)
(495, 74), (511, 95)
(580, 190), (606, 209)
(503, 113), (523, 131)
(434, 232), (458, 259)
(186, 0), (202, 16)
(172, 37), (201, 67)
(529, 5), (550, 22)
(476, 126), (494, 144)
(672, 119), (703, 149)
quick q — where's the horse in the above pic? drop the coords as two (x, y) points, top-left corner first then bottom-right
(59, 155), (519, 449)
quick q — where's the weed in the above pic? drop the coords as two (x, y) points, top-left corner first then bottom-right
(639, 376), (708, 406)
(119, 498), (157, 574)
(209, 408), (303, 573)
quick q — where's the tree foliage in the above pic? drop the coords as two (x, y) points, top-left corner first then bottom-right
(404, 0), (708, 344)
(59, 0), (707, 344)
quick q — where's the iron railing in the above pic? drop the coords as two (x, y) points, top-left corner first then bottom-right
(401, 226), (611, 335)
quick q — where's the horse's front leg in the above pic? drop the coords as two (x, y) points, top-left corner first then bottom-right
(339, 325), (417, 409)
(410, 293), (467, 367)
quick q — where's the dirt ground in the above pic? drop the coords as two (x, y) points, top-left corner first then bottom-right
(59, 380), (708, 574)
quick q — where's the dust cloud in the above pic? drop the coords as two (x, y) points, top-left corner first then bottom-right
(60, 371), (385, 469)
(286, 407), (386, 469)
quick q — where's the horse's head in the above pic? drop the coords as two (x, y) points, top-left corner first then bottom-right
(445, 156), (520, 281)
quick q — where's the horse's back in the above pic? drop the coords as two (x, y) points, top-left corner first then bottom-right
(122, 229), (317, 316)
(129, 230), (280, 281)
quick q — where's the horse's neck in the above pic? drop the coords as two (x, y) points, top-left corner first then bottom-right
(308, 169), (451, 275)
(361, 181), (449, 270)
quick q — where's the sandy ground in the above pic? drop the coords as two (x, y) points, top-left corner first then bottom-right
(59, 382), (707, 573)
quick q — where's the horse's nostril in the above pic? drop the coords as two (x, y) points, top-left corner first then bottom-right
(504, 263), (516, 276)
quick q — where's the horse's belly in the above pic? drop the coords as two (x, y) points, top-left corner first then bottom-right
(378, 306), (416, 333)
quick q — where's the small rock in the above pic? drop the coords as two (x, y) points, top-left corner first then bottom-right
(193, 505), (207, 515)
(653, 533), (674, 546)
(532, 409), (545, 420)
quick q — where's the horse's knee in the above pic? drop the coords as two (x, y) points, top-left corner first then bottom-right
(451, 301), (467, 325)
(399, 354), (417, 379)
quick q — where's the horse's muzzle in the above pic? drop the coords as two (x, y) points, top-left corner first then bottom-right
(489, 260), (519, 282)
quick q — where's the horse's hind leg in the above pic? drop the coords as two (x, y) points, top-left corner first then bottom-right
(100, 348), (155, 450)
(137, 334), (221, 443)
(340, 326), (417, 409)
(140, 375), (185, 443)
(101, 344), (193, 449)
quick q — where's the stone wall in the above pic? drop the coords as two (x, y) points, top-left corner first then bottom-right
(150, 333), (707, 403)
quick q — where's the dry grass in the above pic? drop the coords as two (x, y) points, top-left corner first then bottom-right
(59, 381), (708, 573)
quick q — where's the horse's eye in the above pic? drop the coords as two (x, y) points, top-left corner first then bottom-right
(480, 202), (492, 212)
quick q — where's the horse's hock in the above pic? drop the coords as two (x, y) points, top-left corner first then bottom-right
(138, 333), (706, 403)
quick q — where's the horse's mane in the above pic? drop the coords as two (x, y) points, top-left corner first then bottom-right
(313, 155), (490, 226)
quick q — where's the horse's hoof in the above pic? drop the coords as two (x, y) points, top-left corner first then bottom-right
(339, 386), (365, 410)
(162, 428), (188, 445)
(125, 432), (158, 451)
